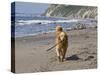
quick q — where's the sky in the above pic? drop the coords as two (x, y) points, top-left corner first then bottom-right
(12, 2), (49, 15)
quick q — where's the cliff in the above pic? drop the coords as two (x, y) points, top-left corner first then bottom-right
(43, 4), (97, 19)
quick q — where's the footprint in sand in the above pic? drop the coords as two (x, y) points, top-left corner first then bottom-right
(50, 57), (57, 63)
(85, 35), (90, 38)
(84, 56), (94, 61)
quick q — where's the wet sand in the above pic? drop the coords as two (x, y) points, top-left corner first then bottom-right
(15, 28), (97, 73)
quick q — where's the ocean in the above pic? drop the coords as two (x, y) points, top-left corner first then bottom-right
(11, 15), (97, 37)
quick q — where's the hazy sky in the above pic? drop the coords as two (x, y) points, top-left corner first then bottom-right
(14, 2), (49, 15)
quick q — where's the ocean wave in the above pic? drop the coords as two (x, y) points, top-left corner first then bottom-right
(15, 19), (80, 26)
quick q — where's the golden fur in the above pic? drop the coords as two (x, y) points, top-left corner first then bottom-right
(55, 26), (68, 62)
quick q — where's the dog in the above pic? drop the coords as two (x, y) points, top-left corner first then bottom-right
(55, 26), (68, 62)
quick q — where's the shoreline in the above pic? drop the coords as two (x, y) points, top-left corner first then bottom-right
(15, 27), (96, 38)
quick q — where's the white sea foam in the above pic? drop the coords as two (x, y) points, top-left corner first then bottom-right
(56, 19), (80, 23)
(15, 19), (80, 26)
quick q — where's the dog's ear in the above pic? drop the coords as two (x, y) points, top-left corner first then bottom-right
(56, 26), (63, 32)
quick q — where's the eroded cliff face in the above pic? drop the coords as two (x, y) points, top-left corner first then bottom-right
(43, 4), (97, 19)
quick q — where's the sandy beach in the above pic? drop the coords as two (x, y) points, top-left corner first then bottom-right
(15, 28), (97, 73)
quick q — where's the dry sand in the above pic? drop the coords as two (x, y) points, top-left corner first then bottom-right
(15, 28), (97, 73)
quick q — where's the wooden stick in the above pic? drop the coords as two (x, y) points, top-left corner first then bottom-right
(46, 41), (62, 52)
